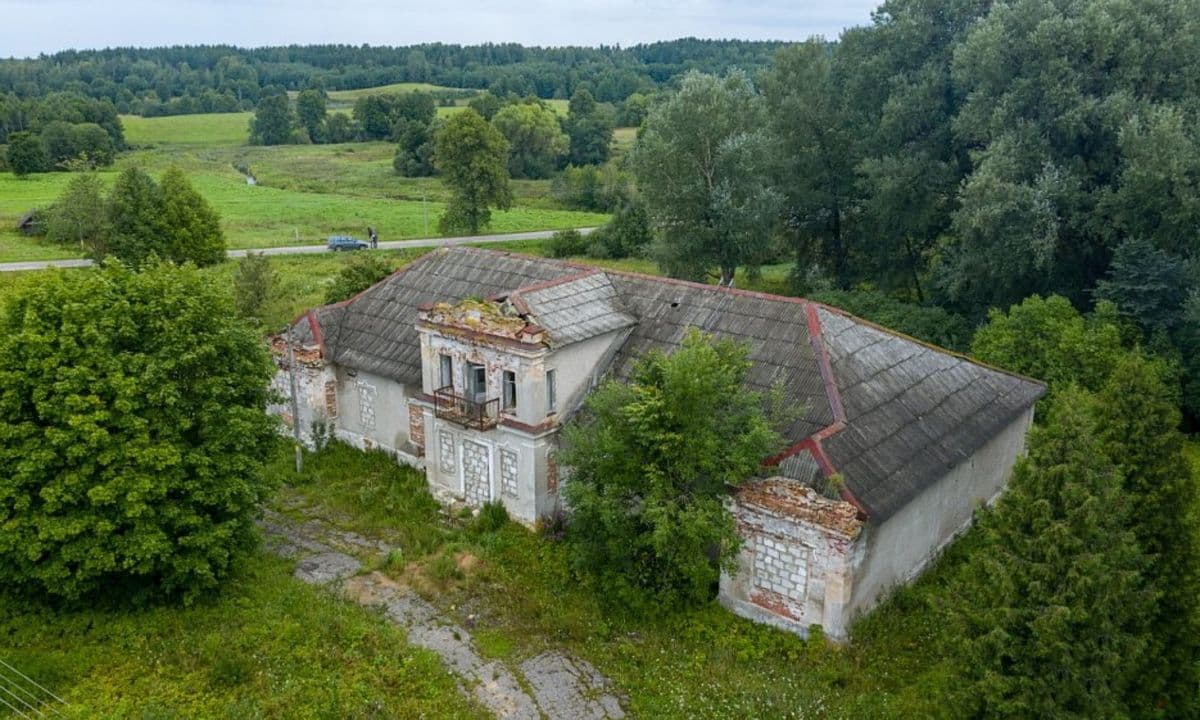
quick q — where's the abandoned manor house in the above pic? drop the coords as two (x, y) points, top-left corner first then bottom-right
(274, 246), (1045, 640)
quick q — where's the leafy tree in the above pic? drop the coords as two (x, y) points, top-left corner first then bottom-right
(586, 201), (652, 259)
(392, 118), (437, 176)
(233, 252), (275, 323)
(1095, 237), (1191, 336)
(562, 329), (783, 608)
(6, 131), (47, 175)
(0, 261), (278, 604)
(1093, 355), (1200, 716)
(295, 88), (327, 142)
(617, 92), (651, 127)
(467, 91), (505, 121)
(249, 92), (293, 145)
(563, 88), (615, 166)
(106, 166), (168, 265)
(971, 295), (1127, 393)
(44, 173), (108, 254)
(434, 109), (512, 235)
(808, 289), (972, 352)
(551, 163), (628, 212)
(762, 40), (859, 290)
(491, 102), (568, 179)
(159, 166), (225, 266)
(630, 71), (782, 286)
(69, 122), (116, 167)
(324, 252), (395, 304)
(352, 94), (394, 140)
(323, 112), (355, 144)
(956, 390), (1149, 719)
(937, 0), (1200, 313)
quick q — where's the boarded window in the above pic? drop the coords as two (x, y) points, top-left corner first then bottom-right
(324, 381), (338, 418)
(439, 354), (453, 388)
(546, 369), (557, 413)
(503, 370), (517, 409)
(357, 381), (376, 431)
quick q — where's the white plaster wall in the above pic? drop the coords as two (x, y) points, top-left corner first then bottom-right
(333, 368), (419, 457)
(847, 406), (1036, 616)
(424, 414), (555, 524)
(544, 330), (626, 418)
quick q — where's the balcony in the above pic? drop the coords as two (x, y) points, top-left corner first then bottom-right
(434, 385), (500, 431)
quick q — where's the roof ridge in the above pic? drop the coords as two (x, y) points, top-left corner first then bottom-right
(811, 303), (1047, 391)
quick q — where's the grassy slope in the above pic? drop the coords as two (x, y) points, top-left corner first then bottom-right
(0, 109), (607, 262)
(267, 442), (964, 719)
(1, 553), (486, 720)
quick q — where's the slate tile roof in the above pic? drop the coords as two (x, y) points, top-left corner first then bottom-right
(508, 271), (638, 347)
(292, 246), (1045, 521)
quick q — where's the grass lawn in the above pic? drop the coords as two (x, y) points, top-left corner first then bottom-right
(0, 131), (608, 263)
(0, 551), (486, 720)
(123, 112), (253, 146)
(266, 441), (970, 719)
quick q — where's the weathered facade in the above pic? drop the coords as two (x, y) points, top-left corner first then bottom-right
(274, 246), (1044, 640)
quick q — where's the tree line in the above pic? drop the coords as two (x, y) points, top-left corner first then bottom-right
(0, 92), (124, 174)
(0, 39), (786, 116)
(618, 0), (1200, 428)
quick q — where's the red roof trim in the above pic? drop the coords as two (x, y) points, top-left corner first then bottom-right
(305, 310), (326, 356)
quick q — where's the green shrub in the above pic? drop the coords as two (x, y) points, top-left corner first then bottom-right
(472, 501), (510, 535)
(0, 262), (278, 604)
(545, 228), (588, 258)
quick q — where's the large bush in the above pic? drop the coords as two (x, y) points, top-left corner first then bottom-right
(0, 262), (279, 604)
(562, 329), (782, 609)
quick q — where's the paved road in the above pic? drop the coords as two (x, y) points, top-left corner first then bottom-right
(0, 227), (596, 273)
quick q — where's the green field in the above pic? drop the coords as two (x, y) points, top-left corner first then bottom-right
(123, 112), (255, 146)
(1, 106), (609, 262)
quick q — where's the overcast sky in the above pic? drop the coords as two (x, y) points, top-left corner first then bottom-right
(0, 0), (880, 58)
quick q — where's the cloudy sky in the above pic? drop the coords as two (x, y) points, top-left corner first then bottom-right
(0, 0), (880, 58)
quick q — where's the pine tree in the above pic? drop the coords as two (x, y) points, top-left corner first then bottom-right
(959, 390), (1150, 719)
(1094, 355), (1200, 718)
(160, 166), (226, 266)
(106, 166), (168, 266)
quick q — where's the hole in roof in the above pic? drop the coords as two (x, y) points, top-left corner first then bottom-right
(670, 301), (680, 308)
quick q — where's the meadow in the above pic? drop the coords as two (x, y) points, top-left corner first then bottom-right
(0, 101), (608, 263)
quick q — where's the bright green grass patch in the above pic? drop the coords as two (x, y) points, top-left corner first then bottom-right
(122, 112), (253, 146)
(273, 439), (967, 719)
(0, 142), (608, 262)
(0, 552), (486, 720)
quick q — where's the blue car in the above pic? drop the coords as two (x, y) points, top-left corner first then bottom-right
(328, 235), (369, 251)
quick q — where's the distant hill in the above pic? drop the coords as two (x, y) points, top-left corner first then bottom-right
(0, 39), (791, 117)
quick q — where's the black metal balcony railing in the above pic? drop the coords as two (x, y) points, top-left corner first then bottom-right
(434, 385), (500, 431)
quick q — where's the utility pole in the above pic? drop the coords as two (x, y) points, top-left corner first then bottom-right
(422, 184), (429, 236)
(287, 325), (304, 474)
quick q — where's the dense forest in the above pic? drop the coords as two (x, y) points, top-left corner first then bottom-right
(0, 39), (785, 115)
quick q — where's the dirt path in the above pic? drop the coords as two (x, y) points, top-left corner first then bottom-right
(260, 508), (625, 720)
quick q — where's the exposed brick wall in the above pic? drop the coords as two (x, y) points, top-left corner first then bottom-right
(408, 402), (426, 456)
(546, 451), (558, 493)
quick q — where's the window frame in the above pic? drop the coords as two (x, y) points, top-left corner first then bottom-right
(438, 354), (453, 388)
(502, 369), (518, 410)
(546, 368), (557, 413)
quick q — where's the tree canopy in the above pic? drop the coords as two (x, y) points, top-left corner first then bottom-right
(561, 329), (782, 609)
(630, 71), (782, 286)
(434, 109), (513, 235)
(0, 262), (278, 604)
(491, 101), (568, 179)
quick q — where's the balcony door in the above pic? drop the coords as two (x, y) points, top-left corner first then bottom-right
(466, 362), (487, 403)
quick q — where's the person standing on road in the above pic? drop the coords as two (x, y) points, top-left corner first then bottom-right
(367, 226), (379, 249)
